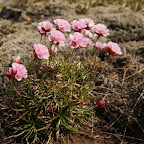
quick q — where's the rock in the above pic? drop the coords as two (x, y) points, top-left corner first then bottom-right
(87, 5), (144, 43)
(0, 22), (39, 77)
(112, 56), (130, 68)
(90, 5), (143, 29)
(110, 28), (144, 43)
(119, 41), (144, 64)
(0, 6), (22, 20)
(19, 12), (31, 22)
(26, 2), (57, 21)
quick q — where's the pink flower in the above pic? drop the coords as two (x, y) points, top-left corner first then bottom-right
(93, 42), (103, 50)
(71, 19), (86, 32)
(37, 25), (46, 35)
(54, 19), (71, 32)
(84, 18), (94, 30)
(67, 32), (90, 48)
(34, 44), (50, 59)
(38, 21), (53, 33)
(41, 21), (53, 32)
(92, 24), (109, 37)
(13, 56), (21, 64)
(67, 32), (83, 48)
(49, 30), (65, 46)
(6, 63), (28, 81)
(104, 42), (122, 56)
(83, 38), (92, 47)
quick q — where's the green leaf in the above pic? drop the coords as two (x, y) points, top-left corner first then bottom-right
(22, 91), (33, 99)
(34, 132), (38, 142)
(56, 119), (61, 129)
(56, 129), (60, 138)
(14, 124), (32, 131)
(15, 102), (25, 108)
(13, 109), (26, 111)
(15, 111), (28, 121)
(36, 124), (50, 132)
(134, 1), (139, 12)
(72, 83), (81, 87)
(14, 129), (29, 138)
(61, 118), (75, 132)
(24, 126), (34, 139)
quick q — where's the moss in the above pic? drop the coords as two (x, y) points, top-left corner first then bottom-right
(75, 4), (89, 14)
(36, 14), (41, 19)
(1, 24), (16, 35)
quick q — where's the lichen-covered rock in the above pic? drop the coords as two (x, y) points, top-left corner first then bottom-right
(0, 23), (39, 82)
(0, 6), (22, 20)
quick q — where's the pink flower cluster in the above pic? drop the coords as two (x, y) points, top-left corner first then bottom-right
(104, 42), (122, 56)
(6, 18), (123, 83)
(34, 44), (50, 60)
(71, 18), (94, 32)
(36, 19), (122, 57)
(71, 19), (86, 32)
(93, 42), (103, 50)
(67, 32), (91, 48)
(84, 18), (94, 30)
(36, 19), (112, 51)
(92, 24), (109, 37)
(37, 21), (53, 35)
(49, 30), (65, 46)
(6, 62), (28, 81)
(54, 19), (71, 32)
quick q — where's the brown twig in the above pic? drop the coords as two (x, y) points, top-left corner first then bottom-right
(100, 131), (144, 142)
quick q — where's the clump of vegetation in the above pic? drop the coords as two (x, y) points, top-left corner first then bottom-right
(1, 18), (123, 143)
(0, 24), (16, 35)
(75, 2), (89, 14)
(4, 56), (93, 143)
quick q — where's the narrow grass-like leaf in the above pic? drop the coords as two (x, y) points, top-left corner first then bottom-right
(14, 124), (32, 131)
(13, 109), (26, 111)
(14, 129), (29, 138)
